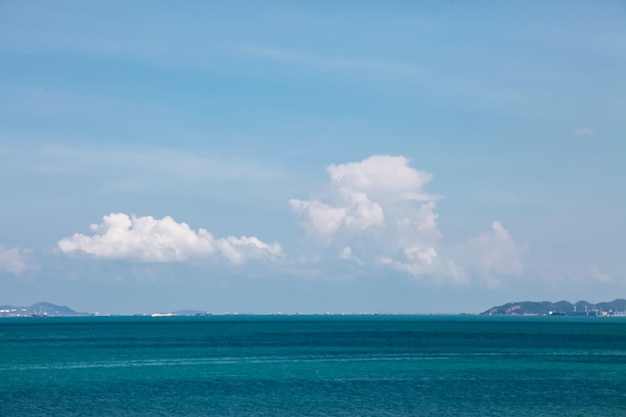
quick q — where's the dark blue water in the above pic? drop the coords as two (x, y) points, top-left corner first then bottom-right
(1, 315), (626, 416)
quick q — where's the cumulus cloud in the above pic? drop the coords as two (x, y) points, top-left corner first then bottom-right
(290, 155), (453, 281)
(290, 155), (530, 286)
(455, 221), (526, 287)
(0, 245), (29, 274)
(573, 127), (595, 136)
(290, 155), (438, 242)
(57, 213), (282, 264)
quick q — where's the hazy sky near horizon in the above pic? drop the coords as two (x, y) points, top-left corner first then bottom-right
(1, 1), (625, 314)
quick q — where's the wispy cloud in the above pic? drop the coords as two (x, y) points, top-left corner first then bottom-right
(230, 45), (421, 76)
(573, 127), (595, 136)
(453, 222), (527, 288)
(0, 145), (284, 189)
(0, 2), (218, 68)
(0, 244), (30, 275)
(590, 267), (613, 284)
(338, 246), (361, 264)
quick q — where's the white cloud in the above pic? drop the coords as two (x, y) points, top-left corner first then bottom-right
(0, 245), (28, 274)
(290, 155), (438, 243)
(291, 156), (531, 286)
(338, 246), (361, 264)
(573, 127), (595, 136)
(291, 155), (453, 281)
(289, 199), (353, 243)
(455, 221), (526, 287)
(326, 155), (438, 203)
(58, 213), (282, 264)
(0, 145), (282, 185)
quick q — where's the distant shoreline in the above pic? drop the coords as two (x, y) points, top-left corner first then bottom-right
(2, 300), (626, 318)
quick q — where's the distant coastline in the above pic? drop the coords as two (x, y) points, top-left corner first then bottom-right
(3, 300), (626, 318)
(0, 302), (89, 318)
(0, 302), (218, 318)
(481, 299), (626, 316)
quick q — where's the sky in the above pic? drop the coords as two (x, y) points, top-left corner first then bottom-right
(1, 1), (625, 314)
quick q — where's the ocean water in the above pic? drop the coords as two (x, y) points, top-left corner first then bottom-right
(1, 315), (625, 416)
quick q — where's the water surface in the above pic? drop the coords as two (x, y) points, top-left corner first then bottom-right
(1, 315), (625, 416)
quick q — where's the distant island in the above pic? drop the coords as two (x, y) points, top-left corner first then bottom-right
(0, 302), (211, 318)
(482, 299), (626, 316)
(0, 302), (89, 317)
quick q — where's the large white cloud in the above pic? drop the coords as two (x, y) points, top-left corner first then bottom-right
(290, 155), (450, 280)
(290, 155), (437, 242)
(290, 155), (526, 286)
(0, 245), (28, 274)
(57, 213), (282, 264)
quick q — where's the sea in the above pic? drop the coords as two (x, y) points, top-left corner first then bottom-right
(1, 315), (625, 416)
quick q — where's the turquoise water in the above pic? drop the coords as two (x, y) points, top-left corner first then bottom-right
(1, 315), (626, 416)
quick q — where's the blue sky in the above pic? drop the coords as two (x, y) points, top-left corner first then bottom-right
(1, 1), (625, 314)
